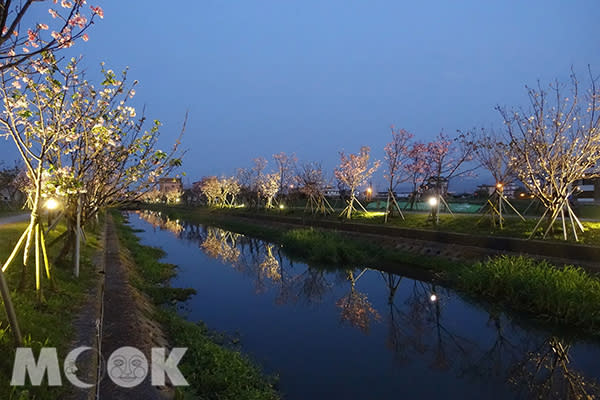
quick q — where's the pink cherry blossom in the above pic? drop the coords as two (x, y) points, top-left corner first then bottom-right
(90, 5), (104, 18)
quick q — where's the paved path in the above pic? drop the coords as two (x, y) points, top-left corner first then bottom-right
(97, 214), (170, 400)
(0, 213), (29, 226)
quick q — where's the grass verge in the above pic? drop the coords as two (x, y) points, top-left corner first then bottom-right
(184, 204), (600, 245)
(457, 256), (600, 331)
(145, 205), (600, 338)
(0, 218), (101, 399)
(111, 211), (279, 400)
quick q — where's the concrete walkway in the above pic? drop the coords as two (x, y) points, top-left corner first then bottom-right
(0, 213), (29, 226)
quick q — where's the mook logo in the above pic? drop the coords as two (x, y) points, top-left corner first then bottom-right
(10, 346), (189, 388)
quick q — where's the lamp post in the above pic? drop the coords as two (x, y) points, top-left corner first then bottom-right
(428, 196), (439, 223)
(44, 197), (59, 229)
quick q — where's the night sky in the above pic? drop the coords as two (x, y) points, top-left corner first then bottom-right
(2, 0), (599, 191)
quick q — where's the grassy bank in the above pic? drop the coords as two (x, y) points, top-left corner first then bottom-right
(0, 219), (101, 399)
(145, 205), (600, 337)
(186, 204), (600, 245)
(112, 211), (279, 400)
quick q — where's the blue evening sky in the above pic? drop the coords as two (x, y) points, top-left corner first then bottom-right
(3, 0), (599, 191)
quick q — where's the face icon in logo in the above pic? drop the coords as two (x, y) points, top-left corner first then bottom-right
(107, 346), (148, 388)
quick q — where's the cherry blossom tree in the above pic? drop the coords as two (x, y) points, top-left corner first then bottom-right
(334, 146), (380, 219)
(200, 176), (221, 206)
(0, 58), (183, 294)
(45, 60), (184, 261)
(221, 177), (240, 206)
(0, 1), (103, 71)
(251, 157), (268, 207)
(403, 142), (430, 210)
(425, 132), (476, 224)
(297, 161), (333, 215)
(468, 128), (525, 228)
(383, 126), (412, 222)
(258, 173), (280, 208)
(497, 71), (600, 240)
(272, 152), (297, 197)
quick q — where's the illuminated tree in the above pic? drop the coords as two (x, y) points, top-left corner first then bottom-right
(498, 71), (600, 240)
(404, 142), (431, 210)
(273, 152), (297, 197)
(425, 132), (476, 224)
(258, 173), (280, 208)
(334, 146), (380, 219)
(0, 1), (103, 71)
(297, 161), (333, 215)
(383, 126), (412, 222)
(200, 176), (221, 206)
(220, 176), (240, 206)
(0, 58), (183, 295)
(469, 128), (525, 228)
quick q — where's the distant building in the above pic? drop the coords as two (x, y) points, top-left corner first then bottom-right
(574, 178), (600, 203)
(477, 183), (520, 198)
(324, 186), (339, 198)
(159, 177), (183, 196)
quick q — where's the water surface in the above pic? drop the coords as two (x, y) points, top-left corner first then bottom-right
(128, 210), (600, 400)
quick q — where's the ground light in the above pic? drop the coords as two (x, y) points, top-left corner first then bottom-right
(279, 204), (285, 210)
(44, 198), (59, 210)
(428, 197), (438, 207)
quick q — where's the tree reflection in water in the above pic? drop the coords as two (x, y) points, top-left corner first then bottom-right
(335, 269), (381, 334)
(134, 210), (600, 398)
(508, 337), (600, 399)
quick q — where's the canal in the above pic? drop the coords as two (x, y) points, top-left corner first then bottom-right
(128, 210), (600, 400)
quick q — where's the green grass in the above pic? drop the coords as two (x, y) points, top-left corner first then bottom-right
(0, 219), (101, 399)
(141, 205), (600, 338)
(456, 256), (600, 332)
(112, 211), (279, 400)
(198, 204), (600, 245)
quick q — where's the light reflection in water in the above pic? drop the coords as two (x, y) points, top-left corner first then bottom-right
(133, 210), (600, 400)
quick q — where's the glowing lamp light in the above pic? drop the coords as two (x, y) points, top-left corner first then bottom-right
(44, 198), (59, 210)
(279, 204), (285, 210)
(496, 182), (503, 189)
(519, 193), (525, 198)
(428, 197), (438, 207)
(430, 294), (437, 302)
(367, 187), (372, 194)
